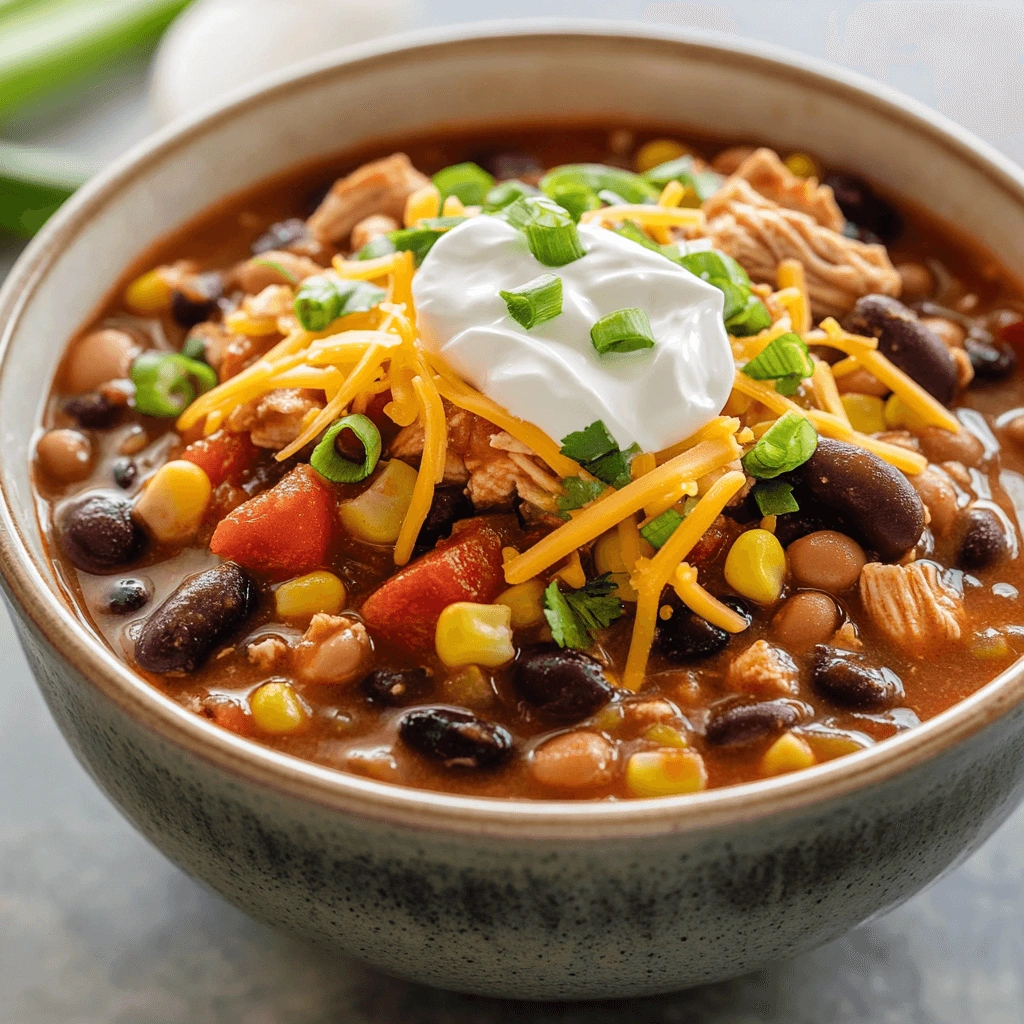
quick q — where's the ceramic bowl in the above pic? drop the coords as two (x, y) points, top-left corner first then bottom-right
(3, 23), (1024, 1001)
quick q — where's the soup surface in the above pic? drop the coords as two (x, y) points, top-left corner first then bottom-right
(34, 123), (1024, 800)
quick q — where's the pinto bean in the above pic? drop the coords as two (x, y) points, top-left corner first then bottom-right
(65, 328), (139, 394)
(399, 707), (514, 769)
(530, 731), (616, 789)
(956, 507), (1008, 569)
(798, 437), (925, 560)
(911, 468), (960, 537)
(771, 592), (840, 652)
(58, 492), (147, 572)
(705, 699), (803, 747)
(513, 645), (613, 721)
(919, 316), (965, 349)
(134, 562), (258, 673)
(36, 429), (92, 483)
(811, 645), (904, 709)
(897, 263), (934, 300)
(787, 530), (866, 593)
(916, 424), (984, 467)
(843, 295), (957, 404)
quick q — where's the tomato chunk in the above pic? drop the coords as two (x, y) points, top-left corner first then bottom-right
(182, 431), (256, 486)
(210, 464), (334, 574)
(361, 519), (506, 654)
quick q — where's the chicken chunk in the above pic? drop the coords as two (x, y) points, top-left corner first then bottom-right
(227, 388), (325, 449)
(294, 614), (371, 686)
(233, 249), (325, 294)
(247, 636), (290, 671)
(725, 640), (800, 696)
(350, 214), (400, 252)
(731, 148), (845, 231)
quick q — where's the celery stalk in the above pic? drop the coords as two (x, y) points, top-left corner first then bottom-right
(0, 141), (94, 236)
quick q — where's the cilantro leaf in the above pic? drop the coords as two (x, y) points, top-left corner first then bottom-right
(543, 575), (624, 649)
(588, 442), (641, 489)
(556, 476), (607, 517)
(543, 580), (591, 649)
(559, 420), (618, 463)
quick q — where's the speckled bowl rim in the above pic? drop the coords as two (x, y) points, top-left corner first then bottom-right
(3, 20), (1024, 840)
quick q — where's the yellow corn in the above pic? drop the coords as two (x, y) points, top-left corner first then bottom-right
(225, 310), (280, 336)
(784, 152), (820, 179)
(124, 268), (173, 314)
(275, 570), (346, 621)
(590, 703), (625, 733)
(404, 183), (441, 226)
(495, 580), (547, 629)
(133, 460), (211, 543)
(761, 732), (816, 776)
(884, 392), (927, 431)
(441, 665), (494, 706)
(435, 602), (515, 668)
(842, 393), (886, 434)
(803, 730), (871, 762)
(626, 749), (707, 798)
(643, 723), (688, 748)
(250, 681), (309, 734)
(338, 459), (418, 544)
(554, 550), (587, 589)
(970, 631), (1013, 660)
(634, 138), (688, 172)
(723, 528), (786, 604)
(442, 194), (466, 217)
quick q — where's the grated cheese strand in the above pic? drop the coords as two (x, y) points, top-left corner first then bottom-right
(776, 260), (811, 334)
(811, 358), (850, 424)
(332, 252), (403, 280)
(580, 204), (706, 229)
(654, 416), (741, 465)
(672, 563), (749, 633)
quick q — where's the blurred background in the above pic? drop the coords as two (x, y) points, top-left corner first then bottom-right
(2, 2), (1023, 1023)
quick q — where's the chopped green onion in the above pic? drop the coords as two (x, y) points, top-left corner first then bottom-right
(556, 476), (607, 518)
(560, 420), (619, 463)
(500, 273), (562, 330)
(741, 411), (818, 479)
(417, 215), (467, 231)
(483, 179), (539, 211)
(544, 184), (601, 222)
(432, 162), (494, 206)
(250, 256), (297, 284)
(597, 188), (628, 207)
(742, 332), (815, 396)
(540, 164), (660, 212)
(503, 195), (586, 267)
(357, 235), (397, 260)
(310, 414), (381, 484)
(130, 352), (217, 418)
(180, 334), (207, 362)
(294, 276), (386, 331)
(387, 226), (446, 266)
(588, 443), (640, 489)
(753, 479), (800, 516)
(643, 156), (723, 201)
(640, 508), (685, 549)
(591, 307), (656, 355)
(726, 294), (773, 337)
(678, 250), (752, 322)
(614, 221), (686, 265)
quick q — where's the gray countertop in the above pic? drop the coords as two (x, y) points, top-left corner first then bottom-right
(3, 4), (1024, 1021)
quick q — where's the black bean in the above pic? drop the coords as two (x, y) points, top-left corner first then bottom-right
(705, 699), (803, 747)
(171, 272), (223, 329)
(58, 493), (147, 573)
(416, 486), (474, 549)
(843, 295), (957, 404)
(965, 335), (1016, 382)
(63, 393), (120, 429)
(513, 644), (613, 721)
(251, 218), (310, 255)
(135, 562), (258, 673)
(655, 590), (751, 663)
(823, 172), (903, 243)
(105, 577), (150, 615)
(112, 458), (137, 490)
(957, 507), (1008, 569)
(398, 707), (514, 769)
(811, 645), (904, 710)
(362, 666), (432, 707)
(798, 437), (925, 561)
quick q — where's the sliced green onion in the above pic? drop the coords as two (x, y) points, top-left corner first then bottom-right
(131, 352), (217, 418)
(556, 476), (607, 518)
(310, 414), (381, 484)
(500, 273), (562, 330)
(591, 308), (656, 355)
(597, 188), (628, 207)
(432, 162), (494, 206)
(483, 179), (539, 211)
(560, 420), (619, 463)
(503, 195), (586, 267)
(387, 226), (445, 266)
(357, 235), (397, 260)
(643, 156), (724, 201)
(588, 443), (640, 489)
(726, 294), (773, 337)
(742, 332), (815, 397)
(180, 334), (207, 362)
(614, 221), (686, 265)
(249, 256), (297, 284)
(541, 184), (599, 222)
(640, 508), (684, 549)
(741, 411), (818, 479)
(417, 215), (467, 231)
(678, 250), (752, 322)
(294, 276), (386, 331)
(753, 479), (800, 516)
(540, 164), (660, 211)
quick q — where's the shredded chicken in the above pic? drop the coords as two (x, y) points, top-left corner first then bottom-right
(307, 153), (429, 245)
(233, 249), (324, 295)
(703, 177), (901, 318)
(247, 636), (289, 671)
(732, 148), (845, 231)
(294, 614), (370, 686)
(227, 387), (324, 449)
(725, 639), (799, 696)
(184, 321), (234, 372)
(859, 560), (965, 654)
(350, 214), (400, 252)
(390, 421), (470, 484)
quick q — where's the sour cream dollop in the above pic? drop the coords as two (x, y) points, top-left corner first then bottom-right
(413, 216), (733, 453)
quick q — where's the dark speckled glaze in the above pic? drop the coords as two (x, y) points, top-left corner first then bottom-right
(4, 25), (1024, 1000)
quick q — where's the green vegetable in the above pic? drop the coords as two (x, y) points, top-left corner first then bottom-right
(130, 352), (217, 418)
(503, 195), (586, 267)
(540, 164), (660, 217)
(640, 508), (685, 549)
(753, 479), (800, 516)
(386, 227), (445, 266)
(545, 184), (601, 222)
(597, 188), (628, 207)
(310, 414), (381, 484)
(294, 276), (386, 331)
(543, 574), (624, 649)
(0, 141), (93, 236)
(590, 308), (656, 355)
(643, 155), (723, 202)
(483, 179), (539, 211)
(500, 273), (563, 330)
(588, 443), (640, 489)
(357, 235), (397, 260)
(432, 162), (494, 206)
(559, 420), (618, 463)
(742, 412), (818, 479)
(556, 476), (607, 518)
(417, 215), (468, 231)
(614, 220), (686, 264)
(742, 332), (815, 396)
(726, 294), (773, 337)
(677, 250), (752, 322)
(249, 256), (297, 284)
(180, 333), (207, 362)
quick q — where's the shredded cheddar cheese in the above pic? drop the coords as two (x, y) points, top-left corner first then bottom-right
(672, 563), (748, 633)
(580, 204), (706, 229)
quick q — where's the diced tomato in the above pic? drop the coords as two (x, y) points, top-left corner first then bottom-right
(201, 695), (253, 736)
(360, 519), (506, 654)
(182, 430), (256, 486)
(210, 463), (334, 574)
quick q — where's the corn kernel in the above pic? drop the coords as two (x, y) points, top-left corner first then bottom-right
(250, 681), (309, 734)
(761, 731), (816, 776)
(971, 629), (1012, 660)
(435, 602), (515, 668)
(275, 570), (346, 621)
(133, 459), (211, 543)
(626, 749), (707, 798)
(784, 152), (820, 179)
(884, 392), (927, 431)
(404, 183), (441, 226)
(804, 729), (871, 762)
(124, 268), (173, 314)
(842, 393), (886, 434)
(634, 138), (689, 173)
(724, 529), (786, 604)
(590, 703), (624, 733)
(442, 194), (466, 217)
(495, 579), (546, 629)
(338, 459), (418, 544)
(554, 550), (586, 589)
(441, 665), (494, 707)
(644, 723), (688, 748)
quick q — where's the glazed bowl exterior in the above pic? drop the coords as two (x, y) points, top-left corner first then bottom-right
(3, 23), (1024, 1001)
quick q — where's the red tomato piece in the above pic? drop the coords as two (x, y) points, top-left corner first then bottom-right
(201, 695), (253, 736)
(182, 430), (256, 486)
(360, 519), (506, 654)
(210, 463), (334, 574)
